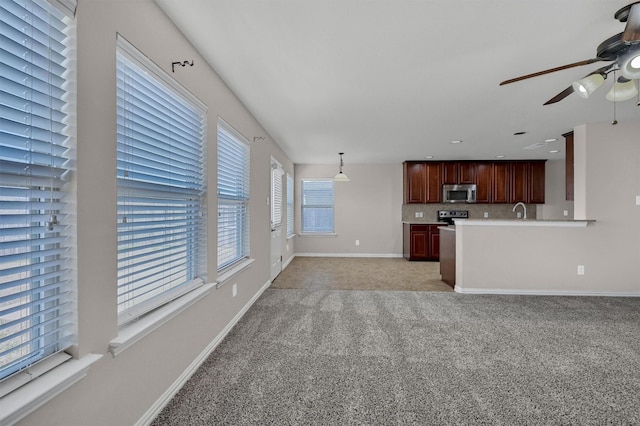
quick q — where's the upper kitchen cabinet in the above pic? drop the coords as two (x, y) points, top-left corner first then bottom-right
(442, 161), (475, 185)
(403, 161), (442, 203)
(403, 160), (546, 205)
(403, 162), (426, 203)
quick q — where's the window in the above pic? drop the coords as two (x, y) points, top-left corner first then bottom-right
(301, 180), (334, 234)
(116, 36), (207, 326)
(0, 0), (76, 388)
(286, 174), (294, 237)
(217, 119), (250, 271)
(271, 161), (283, 231)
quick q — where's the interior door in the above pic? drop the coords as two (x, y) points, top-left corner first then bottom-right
(270, 159), (284, 281)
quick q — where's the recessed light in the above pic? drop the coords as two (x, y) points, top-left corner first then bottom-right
(544, 138), (557, 143)
(549, 150), (560, 154)
(513, 131), (527, 136)
(425, 155), (434, 159)
(450, 140), (463, 144)
(495, 155), (506, 159)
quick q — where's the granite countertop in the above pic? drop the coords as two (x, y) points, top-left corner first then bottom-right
(402, 221), (448, 225)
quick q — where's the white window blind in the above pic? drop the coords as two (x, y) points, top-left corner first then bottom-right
(0, 0), (76, 384)
(301, 180), (334, 233)
(217, 119), (249, 271)
(286, 174), (294, 237)
(116, 36), (207, 325)
(271, 162), (283, 231)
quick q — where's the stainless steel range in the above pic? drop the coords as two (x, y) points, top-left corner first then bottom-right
(437, 210), (468, 225)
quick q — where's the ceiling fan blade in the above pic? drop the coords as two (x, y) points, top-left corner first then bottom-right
(543, 86), (574, 105)
(499, 58), (603, 86)
(621, 3), (640, 43)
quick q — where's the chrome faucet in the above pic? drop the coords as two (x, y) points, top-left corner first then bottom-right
(512, 202), (527, 219)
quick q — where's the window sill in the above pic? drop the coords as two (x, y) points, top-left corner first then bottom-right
(298, 232), (337, 237)
(287, 233), (296, 240)
(216, 258), (255, 288)
(108, 283), (214, 357)
(0, 353), (102, 426)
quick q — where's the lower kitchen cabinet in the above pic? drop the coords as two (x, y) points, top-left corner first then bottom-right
(403, 223), (441, 261)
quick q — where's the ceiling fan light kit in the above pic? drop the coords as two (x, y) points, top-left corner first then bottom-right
(606, 79), (638, 101)
(500, 1), (640, 107)
(572, 73), (605, 98)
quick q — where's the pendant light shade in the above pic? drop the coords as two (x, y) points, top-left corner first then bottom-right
(333, 152), (350, 181)
(572, 73), (605, 98)
(606, 79), (638, 102)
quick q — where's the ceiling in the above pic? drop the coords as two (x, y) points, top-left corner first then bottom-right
(155, 0), (640, 164)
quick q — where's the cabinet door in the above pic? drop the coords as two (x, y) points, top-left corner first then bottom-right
(424, 162), (442, 203)
(510, 162), (529, 203)
(459, 162), (476, 184)
(474, 162), (492, 203)
(442, 162), (459, 184)
(428, 225), (440, 259)
(491, 162), (510, 203)
(411, 230), (428, 259)
(529, 161), (546, 204)
(404, 162), (426, 204)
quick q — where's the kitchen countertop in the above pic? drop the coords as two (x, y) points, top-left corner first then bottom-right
(402, 221), (448, 225)
(454, 219), (595, 228)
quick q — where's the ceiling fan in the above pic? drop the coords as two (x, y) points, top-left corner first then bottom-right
(500, 1), (640, 105)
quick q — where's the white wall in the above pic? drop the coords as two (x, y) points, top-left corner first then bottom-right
(456, 122), (640, 294)
(18, 0), (293, 424)
(294, 163), (403, 256)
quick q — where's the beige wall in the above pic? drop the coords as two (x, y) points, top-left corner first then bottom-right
(19, 0), (293, 424)
(456, 122), (640, 294)
(537, 158), (574, 220)
(294, 163), (403, 256)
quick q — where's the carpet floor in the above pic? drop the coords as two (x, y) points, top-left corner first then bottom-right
(270, 257), (453, 292)
(152, 289), (640, 425)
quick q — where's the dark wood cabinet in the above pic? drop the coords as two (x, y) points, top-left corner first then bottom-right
(459, 162), (476, 184)
(510, 162), (529, 203)
(403, 160), (546, 205)
(403, 162), (426, 204)
(403, 224), (440, 261)
(475, 162), (492, 203)
(529, 161), (546, 204)
(491, 162), (510, 203)
(564, 131), (574, 201)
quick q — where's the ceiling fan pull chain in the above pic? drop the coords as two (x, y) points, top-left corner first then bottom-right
(612, 71), (618, 125)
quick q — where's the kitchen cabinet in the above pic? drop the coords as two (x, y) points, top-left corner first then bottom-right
(403, 162), (426, 203)
(564, 131), (574, 201)
(475, 162), (492, 203)
(403, 223), (441, 261)
(403, 162), (441, 203)
(403, 160), (546, 205)
(491, 162), (510, 203)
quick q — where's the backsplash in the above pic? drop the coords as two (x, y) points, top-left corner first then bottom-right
(402, 203), (537, 222)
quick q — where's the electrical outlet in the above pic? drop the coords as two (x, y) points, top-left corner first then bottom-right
(415, 212), (420, 218)
(232, 283), (237, 297)
(483, 212), (489, 218)
(577, 265), (585, 275)
(355, 239), (360, 246)
(516, 212), (522, 219)
(636, 196), (640, 206)
(564, 210), (569, 217)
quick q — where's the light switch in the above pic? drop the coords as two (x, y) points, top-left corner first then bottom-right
(636, 196), (640, 206)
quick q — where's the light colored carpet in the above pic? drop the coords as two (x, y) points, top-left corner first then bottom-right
(271, 257), (453, 292)
(152, 290), (640, 425)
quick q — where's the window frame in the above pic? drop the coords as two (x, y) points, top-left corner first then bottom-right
(300, 179), (335, 235)
(286, 173), (294, 237)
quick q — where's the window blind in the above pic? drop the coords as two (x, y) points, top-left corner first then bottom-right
(217, 119), (250, 271)
(301, 180), (334, 233)
(286, 174), (294, 237)
(0, 0), (75, 384)
(271, 163), (283, 231)
(116, 36), (207, 325)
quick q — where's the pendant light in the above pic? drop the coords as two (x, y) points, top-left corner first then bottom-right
(333, 152), (350, 181)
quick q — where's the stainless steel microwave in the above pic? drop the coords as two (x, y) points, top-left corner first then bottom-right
(442, 184), (477, 203)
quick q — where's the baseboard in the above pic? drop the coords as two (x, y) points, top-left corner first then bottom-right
(282, 254), (295, 270)
(454, 286), (640, 297)
(295, 253), (403, 258)
(135, 279), (272, 426)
